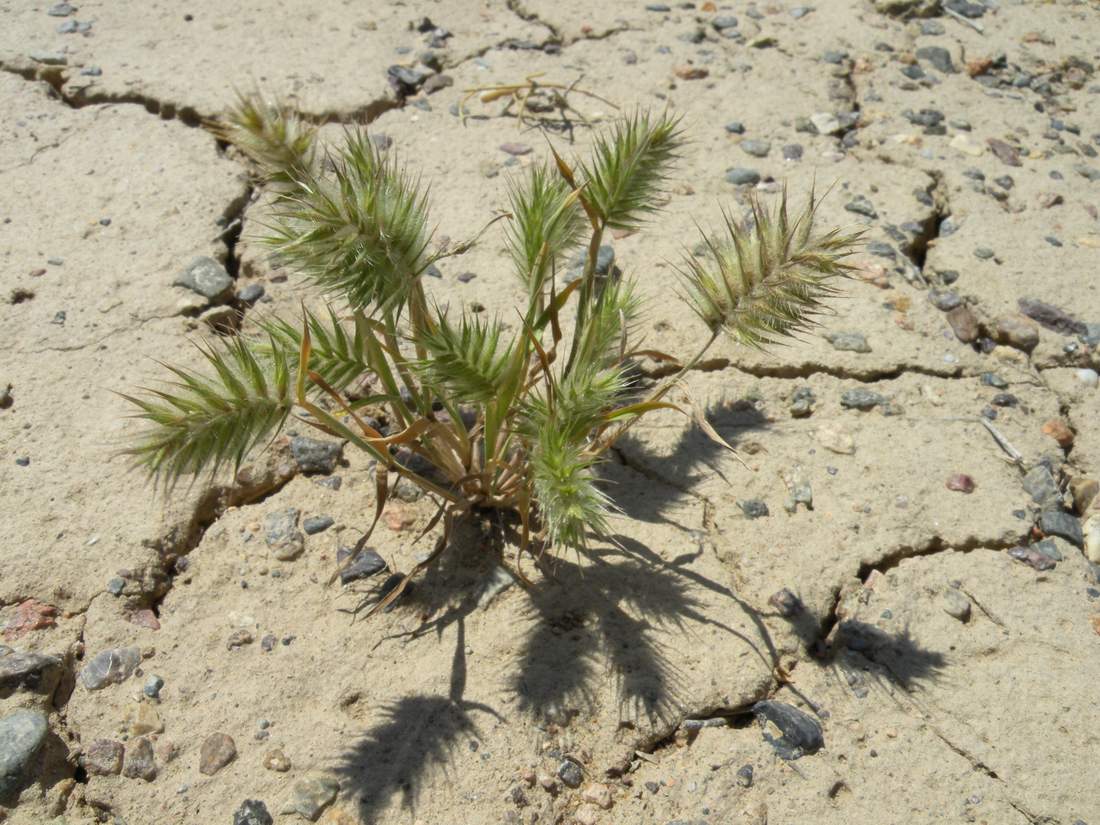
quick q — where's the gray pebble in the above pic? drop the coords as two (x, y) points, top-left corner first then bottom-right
(866, 241), (896, 259)
(844, 196), (877, 219)
(713, 15), (738, 30)
(738, 499), (769, 519)
(0, 710), (47, 797)
(29, 51), (67, 65)
(1039, 510), (1083, 548)
(928, 290), (961, 311)
(1009, 545), (1055, 572)
(0, 649), (62, 696)
(724, 121), (746, 134)
(80, 647), (142, 691)
(740, 139), (772, 158)
(1032, 538), (1063, 562)
(107, 577), (126, 596)
(235, 799), (274, 825)
(752, 700), (823, 760)
(840, 389), (885, 410)
(916, 46), (955, 74)
(336, 546), (387, 584)
(736, 764), (754, 787)
(303, 515), (334, 535)
(143, 674), (164, 700)
(290, 436), (343, 474)
(1022, 465), (1060, 508)
(557, 758), (584, 788)
(789, 386), (815, 418)
(782, 143), (803, 161)
(825, 331), (871, 353)
(47, 2), (75, 15)
(725, 168), (761, 186)
(974, 247), (995, 260)
(264, 508), (304, 561)
(942, 588), (971, 622)
(237, 283), (265, 304)
(281, 772), (339, 820)
(173, 256), (233, 303)
(567, 245), (616, 281)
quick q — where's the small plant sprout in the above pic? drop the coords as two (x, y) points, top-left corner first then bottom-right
(121, 94), (860, 613)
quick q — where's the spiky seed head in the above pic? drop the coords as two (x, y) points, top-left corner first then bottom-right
(506, 163), (586, 297)
(415, 309), (516, 404)
(217, 92), (316, 192)
(581, 110), (685, 231)
(264, 129), (433, 313)
(119, 335), (294, 486)
(677, 188), (861, 347)
(531, 427), (613, 549)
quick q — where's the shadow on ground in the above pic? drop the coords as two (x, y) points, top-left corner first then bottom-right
(612, 394), (771, 525)
(332, 522), (785, 819)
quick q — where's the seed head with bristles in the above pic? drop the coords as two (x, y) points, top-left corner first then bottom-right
(678, 188), (862, 348)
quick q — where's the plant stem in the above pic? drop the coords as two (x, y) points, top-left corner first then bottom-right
(562, 222), (605, 378)
(601, 329), (719, 449)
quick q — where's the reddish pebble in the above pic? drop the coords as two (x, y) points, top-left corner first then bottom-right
(383, 503), (416, 532)
(946, 473), (975, 493)
(130, 609), (160, 630)
(1041, 419), (1074, 448)
(3, 598), (58, 640)
(674, 65), (709, 80)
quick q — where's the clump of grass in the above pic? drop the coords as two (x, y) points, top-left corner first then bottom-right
(122, 94), (860, 612)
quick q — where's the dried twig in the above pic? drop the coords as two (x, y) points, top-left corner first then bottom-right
(944, 7), (985, 34)
(980, 418), (1024, 467)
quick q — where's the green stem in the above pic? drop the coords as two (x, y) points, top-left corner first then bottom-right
(562, 222), (605, 378)
(602, 330), (719, 448)
(650, 330), (720, 402)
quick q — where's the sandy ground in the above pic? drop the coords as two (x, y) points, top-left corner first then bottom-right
(3, 0), (1100, 823)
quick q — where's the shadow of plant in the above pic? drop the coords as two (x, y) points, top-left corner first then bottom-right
(612, 394), (771, 525)
(831, 619), (948, 691)
(764, 592), (947, 694)
(334, 525), (788, 819)
(334, 613), (502, 822)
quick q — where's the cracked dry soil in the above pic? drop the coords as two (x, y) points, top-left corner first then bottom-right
(3, 1), (1100, 823)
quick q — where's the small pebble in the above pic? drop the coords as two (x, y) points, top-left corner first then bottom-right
(1009, 545), (1055, 571)
(557, 758), (584, 788)
(726, 168), (761, 186)
(825, 331), (871, 353)
(942, 588), (971, 622)
(143, 674), (164, 700)
(303, 515), (334, 535)
(199, 733), (237, 776)
(736, 764), (754, 788)
(946, 473), (975, 494)
(740, 139), (772, 158)
(234, 799), (274, 825)
(738, 499), (769, 519)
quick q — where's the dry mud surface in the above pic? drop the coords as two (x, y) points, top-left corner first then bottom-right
(3, 1), (1100, 823)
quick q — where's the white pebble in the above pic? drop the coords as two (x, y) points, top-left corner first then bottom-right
(1076, 368), (1098, 388)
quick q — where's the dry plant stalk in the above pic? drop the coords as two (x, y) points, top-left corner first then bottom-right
(120, 94), (860, 613)
(459, 73), (618, 129)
